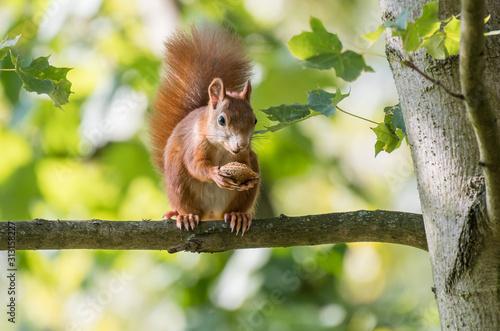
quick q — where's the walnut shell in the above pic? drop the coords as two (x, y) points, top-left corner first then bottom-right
(220, 162), (259, 184)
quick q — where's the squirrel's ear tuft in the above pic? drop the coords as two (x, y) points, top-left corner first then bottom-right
(209, 78), (226, 108)
(240, 79), (252, 102)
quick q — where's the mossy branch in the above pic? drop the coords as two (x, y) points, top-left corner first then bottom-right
(0, 210), (427, 253)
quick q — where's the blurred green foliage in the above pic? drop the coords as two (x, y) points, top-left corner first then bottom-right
(0, 0), (438, 330)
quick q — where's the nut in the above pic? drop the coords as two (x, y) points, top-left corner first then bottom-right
(220, 162), (259, 184)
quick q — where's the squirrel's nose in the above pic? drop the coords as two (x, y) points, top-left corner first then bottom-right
(229, 138), (248, 154)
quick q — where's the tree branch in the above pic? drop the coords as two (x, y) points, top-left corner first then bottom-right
(460, 0), (500, 229)
(0, 210), (427, 253)
(402, 60), (464, 100)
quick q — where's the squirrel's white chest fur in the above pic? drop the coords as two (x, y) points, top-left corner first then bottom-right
(193, 144), (238, 220)
(198, 182), (236, 220)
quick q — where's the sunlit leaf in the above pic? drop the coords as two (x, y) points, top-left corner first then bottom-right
(362, 26), (385, 43)
(288, 16), (342, 60)
(391, 2), (441, 52)
(288, 16), (372, 82)
(414, 1), (441, 38)
(444, 16), (460, 55)
(0, 34), (21, 60)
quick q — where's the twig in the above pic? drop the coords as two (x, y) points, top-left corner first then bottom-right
(402, 60), (465, 100)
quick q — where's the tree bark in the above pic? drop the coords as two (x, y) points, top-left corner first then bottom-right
(0, 210), (427, 253)
(380, 0), (500, 329)
(460, 0), (500, 229)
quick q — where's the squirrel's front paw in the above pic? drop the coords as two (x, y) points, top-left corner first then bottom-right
(238, 177), (259, 191)
(211, 166), (240, 190)
(224, 212), (252, 235)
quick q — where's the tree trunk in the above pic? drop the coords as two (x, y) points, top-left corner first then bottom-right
(379, 0), (500, 329)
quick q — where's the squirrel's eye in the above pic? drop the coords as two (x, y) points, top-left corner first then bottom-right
(254, 117), (258, 125)
(218, 115), (226, 126)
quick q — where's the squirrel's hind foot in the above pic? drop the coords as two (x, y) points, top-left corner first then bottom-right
(224, 212), (252, 236)
(176, 214), (200, 231)
(163, 211), (200, 231)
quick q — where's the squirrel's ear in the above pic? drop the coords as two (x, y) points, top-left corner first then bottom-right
(240, 79), (252, 102)
(209, 78), (226, 109)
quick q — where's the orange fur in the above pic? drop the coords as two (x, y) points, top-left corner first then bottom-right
(149, 25), (259, 230)
(150, 25), (252, 170)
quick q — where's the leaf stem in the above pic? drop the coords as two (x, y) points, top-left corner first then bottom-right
(335, 105), (379, 125)
(358, 51), (387, 58)
(0, 68), (16, 72)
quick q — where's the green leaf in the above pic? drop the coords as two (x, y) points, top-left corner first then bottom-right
(422, 32), (448, 59)
(12, 54), (73, 109)
(393, 23), (421, 52)
(307, 88), (350, 116)
(374, 139), (386, 157)
(307, 88), (334, 106)
(260, 103), (311, 123)
(338, 51), (374, 81)
(330, 88), (351, 108)
(288, 17), (372, 82)
(383, 103), (406, 135)
(444, 16), (460, 55)
(392, 107), (406, 136)
(302, 52), (342, 70)
(372, 103), (407, 156)
(362, 26), (385, 43)
(301, 51), (373, 82)
(391, 2), (442, 52)
(414, 1), (441, 38)
(256, 88), (350, 134)
(288, 16), (342, 60)
(260, 121), (295, 133)
(0, 34), (21, 60)
(371, 123), (403, 156)
(257, 104), (312, 134)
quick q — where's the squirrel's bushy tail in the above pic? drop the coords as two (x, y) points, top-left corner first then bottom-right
(150, 25), (252, 170)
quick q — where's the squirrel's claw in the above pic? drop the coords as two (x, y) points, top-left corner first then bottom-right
(162, 210), (179, 220)
(169, 213), (200, 231)
(224, 212), (252, 236)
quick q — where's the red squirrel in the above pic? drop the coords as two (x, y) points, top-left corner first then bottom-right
(150, 26), (260, 235)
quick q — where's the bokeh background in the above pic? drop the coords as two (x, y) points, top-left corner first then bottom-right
(0, 0), (439, 330)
